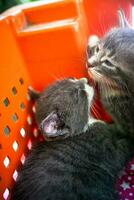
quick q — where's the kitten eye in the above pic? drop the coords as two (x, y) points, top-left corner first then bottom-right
(95, 46), (99, 53)
(88, 48), (94, 56)
(103, 59), (113, 67)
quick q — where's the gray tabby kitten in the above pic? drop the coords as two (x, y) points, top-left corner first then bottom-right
(12, 78), (134, 200)
(87, 10), (134, 138)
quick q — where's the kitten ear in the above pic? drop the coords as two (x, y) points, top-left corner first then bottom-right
(118, 9), (130, 28)
(40, 111), (69, 139)
(28, 86), (41, 100)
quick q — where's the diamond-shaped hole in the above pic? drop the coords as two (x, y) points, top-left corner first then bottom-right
(33, 128), (38, 138)
(20, 102), (25, 110)
(19, 78), (24, 85)
(12, 87), (17, 95)
(21, 154), (26, 165)
(4, 126), (10, 136)
(32, 105), (36, 113)
(3, 98), (10, 107)
(3, 156), (10, 168)
(27, 116), (32, 125)
(27, 139), (32, 150)
(12, 113), (19, 122)
(12, 141), (19, 152)
(13, 170), (18, 181)
(20, 128), (26, 138)
(3, 188), (10, 200)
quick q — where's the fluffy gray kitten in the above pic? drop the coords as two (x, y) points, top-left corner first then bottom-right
(87, 10), (134, 138)
(12, 78), (134, 200)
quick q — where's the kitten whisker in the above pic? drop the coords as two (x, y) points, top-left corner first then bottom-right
(91, 69), (126, 98)
(88, 23), (102, 36)
(48, 72), (67, 82)
(91, 104), (101, 119)
(98, 12), (107, 35)
(118, 79), (131, 97)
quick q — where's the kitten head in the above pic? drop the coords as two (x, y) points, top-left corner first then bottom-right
(88, 27), (134, 81)
(87, 9), (134, 86)
(29, 78), (94, 141)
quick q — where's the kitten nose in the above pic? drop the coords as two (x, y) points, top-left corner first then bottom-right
(88, 57), (98, 68)
(80, 78), (88, 84)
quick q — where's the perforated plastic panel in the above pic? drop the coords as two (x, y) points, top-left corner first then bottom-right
(0, 0), (133, 199)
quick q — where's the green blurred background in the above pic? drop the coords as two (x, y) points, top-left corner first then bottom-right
(0, 0), (40, 13)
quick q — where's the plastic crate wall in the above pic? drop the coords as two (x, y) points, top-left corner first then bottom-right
(0, 0), (133, 199)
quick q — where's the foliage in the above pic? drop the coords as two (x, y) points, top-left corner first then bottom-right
(0, 0), (39, 13)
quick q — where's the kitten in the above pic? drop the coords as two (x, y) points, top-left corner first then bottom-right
(29, 77), (95, 141)
(87, 10), (134, 137)
(12, 78), (134, 200)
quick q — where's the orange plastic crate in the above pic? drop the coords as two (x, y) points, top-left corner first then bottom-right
(0, 0), (133, 199)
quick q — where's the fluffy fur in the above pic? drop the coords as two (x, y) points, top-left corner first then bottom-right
(88, 26), (134, 137)
(12, 78), (134, 200)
